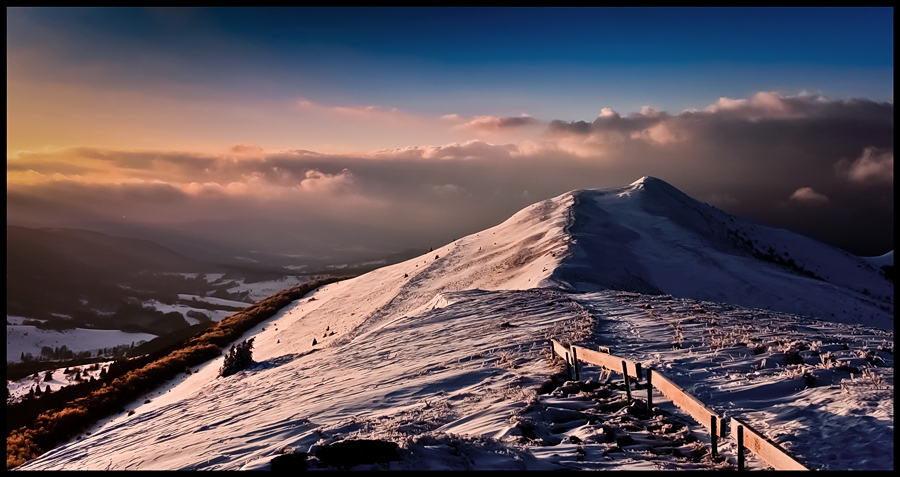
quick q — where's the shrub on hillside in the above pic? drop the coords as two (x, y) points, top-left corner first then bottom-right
(219, 338), (255, 377)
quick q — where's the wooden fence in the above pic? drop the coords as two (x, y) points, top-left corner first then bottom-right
(550, 340), (809, 471)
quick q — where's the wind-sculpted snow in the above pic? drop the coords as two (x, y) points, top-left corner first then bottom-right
(17, 177), (892, 471)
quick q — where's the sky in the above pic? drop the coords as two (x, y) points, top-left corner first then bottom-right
(6, 7), (894, 256)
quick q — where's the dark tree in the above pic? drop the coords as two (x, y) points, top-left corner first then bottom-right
(219, 338), (255, 377)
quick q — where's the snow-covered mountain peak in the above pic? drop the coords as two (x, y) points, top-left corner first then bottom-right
(545, 180), (892, 329)
(627, 175), (666, 189)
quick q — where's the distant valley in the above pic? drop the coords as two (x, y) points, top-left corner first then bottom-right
(6, 225), (423, 366)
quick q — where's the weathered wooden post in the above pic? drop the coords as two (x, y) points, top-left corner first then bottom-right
(571, 347), (580, 381)
(737, 424), (745, 471)
(565, 351), (572, 380)
(549, 340), (555, 360)
(621, 360), (632, 404)
(634, 362), (642, 383)
(646, 368), (653, 411)
(711, 415), (718, 458)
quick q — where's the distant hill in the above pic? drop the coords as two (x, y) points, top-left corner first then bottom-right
(7, 225), (207, 277)
(6, 225), (423, 339)
(6, 226), (247, 329)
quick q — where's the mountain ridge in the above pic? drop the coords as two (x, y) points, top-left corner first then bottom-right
(543, 177), (891, 329)
(291, 176), (892, 353)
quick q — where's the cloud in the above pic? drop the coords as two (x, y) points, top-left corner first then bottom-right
(705, 91), (830, 120)
(430, 184), (465, 197)
(422, 141), (517, 160)
(789, 187), (830, 204)
(299, 168), (354, 193)
(836, 147), (893, 184)
(296, 98), (409, 121)
(452, 115), (541, 131)
(229, 144), (265, 156)
(331, 105), (399, 116)
(6, 161), (99, 181)
(372, 140), (518, 161)
(598, 108), (620, 118)
(7, 92), (893, 256)
(638, 122), (681, 145)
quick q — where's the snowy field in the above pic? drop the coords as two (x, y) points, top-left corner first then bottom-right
(5, 322), (156, 365)
(15, 178), (892, 471)
(224, 275), (330, 302)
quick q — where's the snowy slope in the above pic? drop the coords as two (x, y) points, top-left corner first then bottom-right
(863, 250), (894, 268)
(548, 177), (892, 330)
(16, 177), (893, 471)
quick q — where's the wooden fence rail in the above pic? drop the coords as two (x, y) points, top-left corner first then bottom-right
(649, 369), (725, 439)
(550, 340), (808, 471)
(731, 417), (808, 471)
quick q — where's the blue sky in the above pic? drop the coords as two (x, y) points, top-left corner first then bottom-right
(8, 7), (893, 124)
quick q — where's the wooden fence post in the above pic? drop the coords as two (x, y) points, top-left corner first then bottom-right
(711, 415), (718, 458)
(737, 424), (744, 471)
(549, 340), (555, 359)
(646, 368), (653, 411)
(621, 360), (632, 404)
(634, 362), (642, 383)
(565, 352), (572, 380)
(571, 347), (580, 381)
